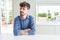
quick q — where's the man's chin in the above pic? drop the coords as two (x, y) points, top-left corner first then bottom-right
(20, 14), (25, 16)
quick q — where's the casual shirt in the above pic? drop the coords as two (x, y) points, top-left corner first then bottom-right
(13, 15), (35, 36)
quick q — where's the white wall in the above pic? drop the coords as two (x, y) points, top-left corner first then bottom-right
(36, 25), (60, 35)
(0, 8), (1, 33)
(37, 0), (60, 4)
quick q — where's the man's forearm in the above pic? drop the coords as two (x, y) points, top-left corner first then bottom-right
(21, 28), (31, 35)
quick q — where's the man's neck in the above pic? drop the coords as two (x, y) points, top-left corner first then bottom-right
(21, 15), (27, 20)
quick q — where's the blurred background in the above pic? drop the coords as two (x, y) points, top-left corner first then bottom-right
(0, 0), (60, 35)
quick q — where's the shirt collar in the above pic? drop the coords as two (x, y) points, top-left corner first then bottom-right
(19, 15), (29, 20)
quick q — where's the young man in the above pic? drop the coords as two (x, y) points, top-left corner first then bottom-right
(13, 1), (35, 36)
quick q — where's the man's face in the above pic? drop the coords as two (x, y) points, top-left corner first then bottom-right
(20, 6), (29, 16)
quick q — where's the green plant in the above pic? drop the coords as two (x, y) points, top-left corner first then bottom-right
(8, 9), (14, 24)
(48, 13), (51, 19)
(54, 12), (59, 15)
(47, 10), (51, 19)
(38, 13), (47, 17)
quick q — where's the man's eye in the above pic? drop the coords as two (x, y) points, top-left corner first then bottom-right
(23, 8), (25, 10)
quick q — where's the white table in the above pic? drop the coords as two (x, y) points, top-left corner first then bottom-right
(0, 33), (60, 40)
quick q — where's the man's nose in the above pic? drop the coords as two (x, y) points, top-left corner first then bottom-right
(20, 9), (23, 11)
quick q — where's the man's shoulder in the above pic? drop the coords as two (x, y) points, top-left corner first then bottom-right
(28, 15), (34, 22)
(29, 15), (34, 19)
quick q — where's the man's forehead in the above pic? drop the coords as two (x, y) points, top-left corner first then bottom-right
(20, 6), (27, 8)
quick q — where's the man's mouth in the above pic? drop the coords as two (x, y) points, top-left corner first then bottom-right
(20, 11), (24, 13)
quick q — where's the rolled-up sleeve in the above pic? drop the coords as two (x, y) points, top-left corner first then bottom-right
(13, 17), (22, 36)
(28, 16), (35, 35)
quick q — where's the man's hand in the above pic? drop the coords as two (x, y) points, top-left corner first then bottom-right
(22, 28), (31, 35)
(22, 30), (28, 35)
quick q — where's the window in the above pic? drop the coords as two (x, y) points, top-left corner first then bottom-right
(36, 5), (60, 25)
(1, 0), (13, 33)
(2, 0), (14, 25)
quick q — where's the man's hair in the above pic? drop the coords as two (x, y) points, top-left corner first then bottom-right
(19, 1), (30, 9)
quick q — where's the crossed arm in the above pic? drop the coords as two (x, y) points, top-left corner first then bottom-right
(13, 17), (35, 36)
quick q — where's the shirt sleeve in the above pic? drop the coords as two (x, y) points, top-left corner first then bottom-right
(28, 16), (35, 35)
(13, 17), (22, 36)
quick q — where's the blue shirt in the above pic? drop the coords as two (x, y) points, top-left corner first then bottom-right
(13, 15), (35, 36)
